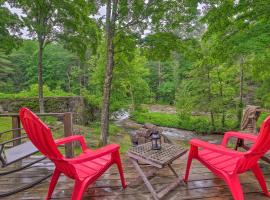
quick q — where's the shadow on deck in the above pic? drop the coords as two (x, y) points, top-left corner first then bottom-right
(1, 153), (270, 200)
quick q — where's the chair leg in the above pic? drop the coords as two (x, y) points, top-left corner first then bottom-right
(184, 147), (195, 182)
(46, 169), (61, 200)
(71, 179), (89, 200)
(251, 164), (270, 197)
(225, 175), (244, 200)
(115, 151), (127, 188)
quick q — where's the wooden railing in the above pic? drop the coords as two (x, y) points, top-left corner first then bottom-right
(0, 112), (74, 158)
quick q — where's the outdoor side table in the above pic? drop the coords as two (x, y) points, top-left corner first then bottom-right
(127, 142), (187, 200)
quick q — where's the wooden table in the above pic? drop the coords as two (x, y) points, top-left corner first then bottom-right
(127, 142), (187, 200)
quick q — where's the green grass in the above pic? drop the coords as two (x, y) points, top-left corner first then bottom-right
(87, 122), (124, 137)
(84, 122), (132, 153)
(131, 110), (238, 134)
(131, 110), (212, 132)
(0, 117), (12, 142)
(0, 117), (11, 132)
(132, 111), (180, 128)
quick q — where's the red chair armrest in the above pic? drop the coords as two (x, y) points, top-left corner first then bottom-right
(221, 131), (257, 146)
(55, 135), (87, 151)
(66, 144), (120, 164)
(190, 139), (244, 156)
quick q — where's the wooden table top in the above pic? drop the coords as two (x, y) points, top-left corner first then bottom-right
(127, 142), (187, 168)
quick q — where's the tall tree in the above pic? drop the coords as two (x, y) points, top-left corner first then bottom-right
(100, 0), (118, 145)
(99, 0), (198, 144)
(9, 0), (97, 112)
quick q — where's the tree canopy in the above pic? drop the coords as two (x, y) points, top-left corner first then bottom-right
(1, 0), (269, 135)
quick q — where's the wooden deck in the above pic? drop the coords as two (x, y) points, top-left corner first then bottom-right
(1, 153), (270, 200)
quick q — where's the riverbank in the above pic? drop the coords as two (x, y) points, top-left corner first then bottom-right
(115, 117), (223, 148)
(131, 110), (220, 133)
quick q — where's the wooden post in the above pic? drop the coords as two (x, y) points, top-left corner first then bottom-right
(12, 116), (21, 146)
(63, 112), (74, 158)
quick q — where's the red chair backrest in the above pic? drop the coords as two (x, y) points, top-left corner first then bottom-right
(19, 108), (63, 160)
(251, 116), (270, 154)
(19, 108), (78, 179)
(238, 116), (270, 172)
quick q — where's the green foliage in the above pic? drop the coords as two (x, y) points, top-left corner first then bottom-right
(132, 109), (238, 133)
(0, 1), (21, 53)
(174, 0), (270, 131)
(87, 38), (151, 112)
(0, 51), (14, 91)
(1, 0), (270, 135)
(257, 112), (270, 128)
(178, 113), (211, 133)
(132, 111), (180, 128)
(143, 32), (181, 61)
(0, 84), (74, 99)
(248, 49), (270, 108)
(8, 0), (97, 47)
(0, 40), (81, 93)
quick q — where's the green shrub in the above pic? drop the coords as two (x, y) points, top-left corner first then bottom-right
(178, 113), (211, 133)
(257, 112), (270, 128)
(40, 116), (58, 126)
(0, 84), (74, 99)
(132, 111), (179, 128)
(132, 110), (238, 134)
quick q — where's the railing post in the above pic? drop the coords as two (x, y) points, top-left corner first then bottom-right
(63, 112), (74, 158)
(12, 116), (21, 146)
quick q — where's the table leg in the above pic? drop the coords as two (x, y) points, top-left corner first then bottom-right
(129, 167), (157, 188)
(157, 175), (184, 199)
(168, 164), (178, 177)
(130, 158), (160, 200)
(168, 164), (186, 186)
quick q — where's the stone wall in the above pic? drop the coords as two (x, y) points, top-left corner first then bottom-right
(0, 96), (99, 125)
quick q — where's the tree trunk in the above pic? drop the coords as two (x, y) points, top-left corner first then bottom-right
(172, 53), (178, 103)
(207, 70), (215, 130)
(210, 111), (215, 132)
(216, 67), (225, 130)
(157, 60), (161, 101)
(129, 84), (135, 111)
(78, 60), (83, 95)
(38, 40), (45, 113)
(238, 56), (244, 127)
(100, 0), (118, 145)
(66, 67), (71, 92)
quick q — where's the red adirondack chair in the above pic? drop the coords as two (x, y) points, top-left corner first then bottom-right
(184, 116), (270, 200)
(19, 108), (126, 200)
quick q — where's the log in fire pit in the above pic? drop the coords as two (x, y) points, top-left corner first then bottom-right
(131, 123), (170, 146)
